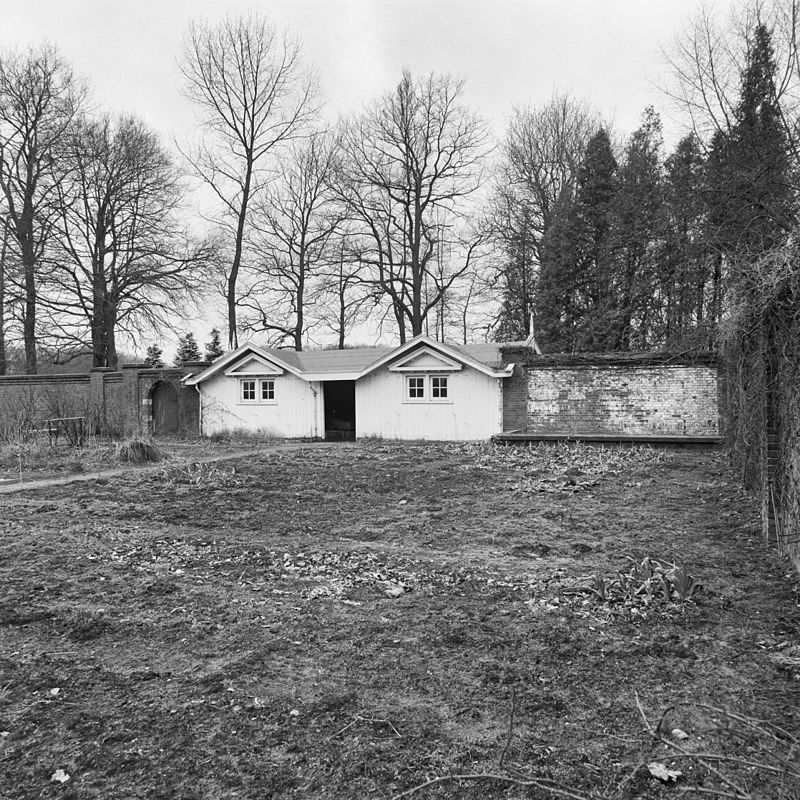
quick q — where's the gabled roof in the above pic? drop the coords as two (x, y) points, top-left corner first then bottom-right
(184, 335), (516, 386)
(183, 343), (306, 386)
(357, 336), (514, 379)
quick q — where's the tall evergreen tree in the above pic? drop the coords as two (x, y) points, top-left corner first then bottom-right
(536, 129), (618, 351)
(706, 23), (793, 274)
(535, 186), (579, 350)
(607, 107), (665, 349)
(662, 134), (719, 347)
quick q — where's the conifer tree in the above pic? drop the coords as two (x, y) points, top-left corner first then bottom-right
(536, 129), (618, 351)
(204, 328), (225, 361)
(662, 134), (718, 347)
(144, 344), (164, 367)
(607, 107), (665, 349)
(706, 23), (793, 272)
(174, 332), (201, 365)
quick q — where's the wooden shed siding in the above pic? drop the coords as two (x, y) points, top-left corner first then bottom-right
(355, 366), (502, 441)
(200, 371), (318, 437)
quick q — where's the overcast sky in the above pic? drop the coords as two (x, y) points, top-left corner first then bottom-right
(2, 0), (725, 147)
(1, 0), (730, 352)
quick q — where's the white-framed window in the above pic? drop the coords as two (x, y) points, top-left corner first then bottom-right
(405, 374), (452, 403)
(431, 375), (448, 400)
(240, 378), (277, 403)
(407, 376), (425, 400)
(241, 379), (257, 402)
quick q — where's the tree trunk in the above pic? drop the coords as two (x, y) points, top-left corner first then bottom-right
(91, 276), (105, 367)
(22, 246), (37, 374)
(228, 160), (254, 351)
(294, 257), (304, 351)
(106, 304), (118, 370)
(0, 224), (7, 376)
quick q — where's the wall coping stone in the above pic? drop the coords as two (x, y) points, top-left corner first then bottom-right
(500, 349), (719, 367)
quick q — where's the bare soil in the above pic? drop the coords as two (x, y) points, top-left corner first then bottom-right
(0, 438), (271, 485)
(1, 442), (799, 799)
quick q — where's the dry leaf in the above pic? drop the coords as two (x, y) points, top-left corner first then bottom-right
(647, 762), (682, 782)
(51, 769), (70, 784)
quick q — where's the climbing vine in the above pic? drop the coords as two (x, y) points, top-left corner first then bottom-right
(722, 246), (800, 566)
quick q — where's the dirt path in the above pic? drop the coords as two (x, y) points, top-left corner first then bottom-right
(0, 440), (349, 494)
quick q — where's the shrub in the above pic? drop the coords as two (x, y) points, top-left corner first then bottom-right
(115, 437), (163, 464)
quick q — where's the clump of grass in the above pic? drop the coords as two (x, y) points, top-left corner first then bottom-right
(115, 436), (163, 464)
(205, 426), (278, 443)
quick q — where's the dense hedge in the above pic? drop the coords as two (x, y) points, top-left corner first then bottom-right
(723, 251), (800, 570)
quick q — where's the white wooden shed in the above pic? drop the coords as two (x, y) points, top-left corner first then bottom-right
(183, 335), (515, 441)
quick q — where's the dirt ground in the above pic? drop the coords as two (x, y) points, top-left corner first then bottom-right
(0, 438), (270, 485)
(1, 442), (799, 799)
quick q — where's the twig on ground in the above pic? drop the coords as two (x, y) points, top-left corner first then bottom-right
(499, 687), (516, 769)
(389, 772), (605, 800)
(634, 693), (751, 798)
(332, 714), (402, 740)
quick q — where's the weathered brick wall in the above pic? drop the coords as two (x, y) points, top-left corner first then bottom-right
(123, 363), (207, 436)
(0, 363), (204, 438)
(524, 365), (720, 437)
(0, 374), (93, 434)
(500, 345), (530, 433)
(499, 349), (721, 438)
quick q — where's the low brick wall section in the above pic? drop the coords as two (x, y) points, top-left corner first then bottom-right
(500, 349), (721, 439)
(0, 362), (208, 437)
(0, 373), (95, 434)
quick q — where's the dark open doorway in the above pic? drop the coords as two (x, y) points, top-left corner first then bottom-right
(324, 381), (356, 441)
(151, 381), (179, 435)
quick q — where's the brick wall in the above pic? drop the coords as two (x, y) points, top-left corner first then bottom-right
(500, 345), (530, 433)
(499, 349), (721, 439)
(0, 363), (206, 438)
(0, 373), (94, 435)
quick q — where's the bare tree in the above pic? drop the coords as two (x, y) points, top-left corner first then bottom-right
(45, 115), (210, 369)
(336, 71), (491, 343)
(240, 133), (340, 349)
(180, 13), (319, 350)
(0, 219), (9, 374)
(501, 93), (600, 249)
(662, 0), (800, 153)
(315, 232), (374, 348)
(0, 44), (82, 373)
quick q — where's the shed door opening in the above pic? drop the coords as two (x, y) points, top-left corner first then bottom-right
(324, 381), (355, 441)
(152, 382), (179, 435)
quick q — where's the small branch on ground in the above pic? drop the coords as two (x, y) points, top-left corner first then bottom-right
(499, 687), (516, 769)
(332, 714), (401, 740)
(389, 772), (607, 800)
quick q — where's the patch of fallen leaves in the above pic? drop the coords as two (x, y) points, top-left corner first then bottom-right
(462, 441), (673, 494)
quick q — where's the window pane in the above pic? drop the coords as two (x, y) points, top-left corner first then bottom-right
(242, 380), (256, 400)
(261, 380), (274, 400)
(408, 377), (424, 398)
(432, 376), (448, 398)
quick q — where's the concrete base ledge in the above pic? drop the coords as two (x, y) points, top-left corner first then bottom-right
(493, 432), (724, 445)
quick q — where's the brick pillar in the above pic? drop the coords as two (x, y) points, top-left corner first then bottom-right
(121, 364), (146, 435)
(500, 345), (533, 433)
(178, 361), (209, 436)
